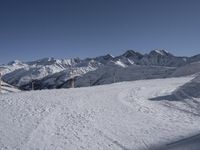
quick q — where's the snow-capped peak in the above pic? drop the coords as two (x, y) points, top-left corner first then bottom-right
(122, 50), (143, 58)
(151, 49), (171, 56)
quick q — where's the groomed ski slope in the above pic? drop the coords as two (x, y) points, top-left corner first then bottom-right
(0, 76), (200, 150)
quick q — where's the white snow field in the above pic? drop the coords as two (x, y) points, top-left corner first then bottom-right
(0, 76), (200, 150)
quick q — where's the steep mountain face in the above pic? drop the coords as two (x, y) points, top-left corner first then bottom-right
(114, 50), (143, 66)
(122, 50), (143, 59)
(1, 49), (200, 90)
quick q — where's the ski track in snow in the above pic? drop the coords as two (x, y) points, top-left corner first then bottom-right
(0, 76), (200, 150)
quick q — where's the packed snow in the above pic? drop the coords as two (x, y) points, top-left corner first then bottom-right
(0, 76), (200, 150)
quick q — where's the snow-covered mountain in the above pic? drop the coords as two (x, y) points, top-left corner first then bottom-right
(20, 66), (98, 90)
(60, 64), (176, 88)
(1, 57), (100, 88)
(113, 50), (143, 66)
(1, 49), (200, 90)
(0, 60), (28, 75)
(140, 50), (187, 67)
(1, 76), (200, 150)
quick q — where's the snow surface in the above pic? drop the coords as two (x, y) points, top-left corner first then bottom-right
(0, 76), (200, 150)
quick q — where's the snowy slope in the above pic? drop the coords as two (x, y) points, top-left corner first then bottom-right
(0, 76), (200, 150)
(172, 74), (200, 99)
(0, 81), (20, 94)
(171, 61), (200, 77)
(61, 64), (176, 88)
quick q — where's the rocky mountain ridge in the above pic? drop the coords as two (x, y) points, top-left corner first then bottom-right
(1, 49), (200, 90)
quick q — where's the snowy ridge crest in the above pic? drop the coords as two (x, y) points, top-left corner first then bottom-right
(0, 49), (200, 90)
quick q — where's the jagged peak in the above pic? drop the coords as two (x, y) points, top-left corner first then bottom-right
(96, 54), (113, 59)
(122, 50), (143, 58)
(93, 54), (114, 63)
(102, 54), (114, 59)
(150, 49), (173, 56)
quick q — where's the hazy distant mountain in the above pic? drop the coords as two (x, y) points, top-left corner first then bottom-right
(140, 50), (187, 67)
(113, 50), (143, 66)
(1, 49), (200, 90)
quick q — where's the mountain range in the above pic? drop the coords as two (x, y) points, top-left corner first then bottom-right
(1, 49), (200, 90)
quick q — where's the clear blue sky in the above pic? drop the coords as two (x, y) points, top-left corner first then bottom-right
(0, 0), (200, 64)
